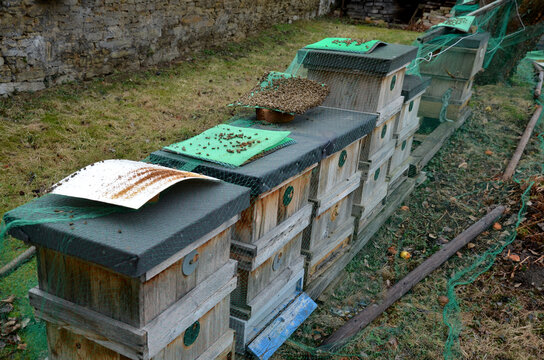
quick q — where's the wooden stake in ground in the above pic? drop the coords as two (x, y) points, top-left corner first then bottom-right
(319, 206), (505, 350)
(533, 62), (543, 99)
(0, 246), (36, 278)
(502, 104), (543, 181)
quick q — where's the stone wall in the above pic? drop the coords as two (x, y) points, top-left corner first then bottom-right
(0, 0), (325, 96)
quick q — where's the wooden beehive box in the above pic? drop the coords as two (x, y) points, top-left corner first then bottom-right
(229, 107), (378, 288)
(423, 76), (473, 103)
(150, 131), (325, 354)
(388, 126), (417, 194)
(6, 181), (250, 360)
(300, 43), (418, 114)
(418, 32), (490, 80)
(360, 110), (400, 163)
(419, 90), (472, 121)
(353, 141), (395, 233)
(395, 75), (431, 137)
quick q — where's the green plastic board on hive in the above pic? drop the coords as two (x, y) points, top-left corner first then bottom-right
(163, 124), (294, 168)
(432, 15), (476, 33)
(304, 38), (386, 53)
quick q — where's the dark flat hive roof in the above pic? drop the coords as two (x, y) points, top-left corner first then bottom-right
(150, 107), (377, 196)
(5, 181), (250, 278)
(402, 75), (432, 101)
(299, 43), (418, 74)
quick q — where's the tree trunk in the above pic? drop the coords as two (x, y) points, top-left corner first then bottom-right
(475, 0), (544, 85)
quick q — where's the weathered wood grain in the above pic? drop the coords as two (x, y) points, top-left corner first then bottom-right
(307, 66), (407, 113)
(307, 176), (419, 300)
(234, 165), (315, 244)
(309, 139), (362, 201)
(230, 233), (303, 310)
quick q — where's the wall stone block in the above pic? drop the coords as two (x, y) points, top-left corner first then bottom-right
(1, 0), (327, 96)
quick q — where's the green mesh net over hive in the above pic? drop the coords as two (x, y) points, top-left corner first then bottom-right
(1, 0), (544, 359)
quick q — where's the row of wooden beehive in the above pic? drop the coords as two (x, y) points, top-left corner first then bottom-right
(13, 35), (490, 360)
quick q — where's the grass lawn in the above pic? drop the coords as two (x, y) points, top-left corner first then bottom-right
(1, 16), (543, 360)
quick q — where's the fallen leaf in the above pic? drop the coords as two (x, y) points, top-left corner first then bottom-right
(456, 251), (463, 258)
(484, 150), (493, 156)
(514, 283), (522, 288)
(485, 106), (492, 112)
(438, 236), (449, 244)
(508, 254), (521, 262)
(438, 295), (449, 306)
(387, 246), (397, 255)
(400, 205), (409, 211)
(21, 318), (30, 329)
(467, 243), (476, 249)
(400, 251), (411, 259)
(458, 161), (468, 169)
(17, 343), (27, 350)
(493, 222), (502, 231)
(1, 295), (15, 303)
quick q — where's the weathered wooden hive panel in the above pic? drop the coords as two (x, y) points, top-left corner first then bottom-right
(394, 75), (431, 137)
(388, 74), (431, 193)
(424, 76), (474, 103)
(418, 33), (490, 80)
(300, 43), (418, 114)
(354, 141), (395, 231)
(418, 33), (489, 121)
(7, 181), (250, 360)
(419, 90), (472, 121)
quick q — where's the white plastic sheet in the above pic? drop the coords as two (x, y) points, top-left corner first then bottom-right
(50, 159), (218, 209)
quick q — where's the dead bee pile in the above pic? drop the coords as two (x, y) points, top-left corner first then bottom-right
(234, 71), (330, 114)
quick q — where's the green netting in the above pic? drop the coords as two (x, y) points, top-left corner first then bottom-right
(305, 38), (385, 53)
(452, 4), (479, 16)
(1, 1), (543, 359)
(163, 124), (293, 167)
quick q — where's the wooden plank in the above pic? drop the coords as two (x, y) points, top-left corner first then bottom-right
(151, 297), (230, 360)
(142, 227), (231, 324)
(231, 234), (303, 309)
(410, 108), (471, 174)
(194, 329), (234, 360)
(0, 246), (36, 278)
(45, 323), (133, 360)
(235, 165), (316, 244)
(29, 287), (147, 360)
(309, 140), (362, 200)
(304, 194), (355, 256)
(307, 176), (420, 300)
(231, 203), (312, 271)
(248, 293), (317, 360)
(311, 171), (361, 216)
(230, 258), (305, 354)
(321, 206), (506, 348)
(144, 260), (237, 358)
(38, 247), (143, 327)
(144, 216), (238, 281)
(307, 67), (406, 114)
